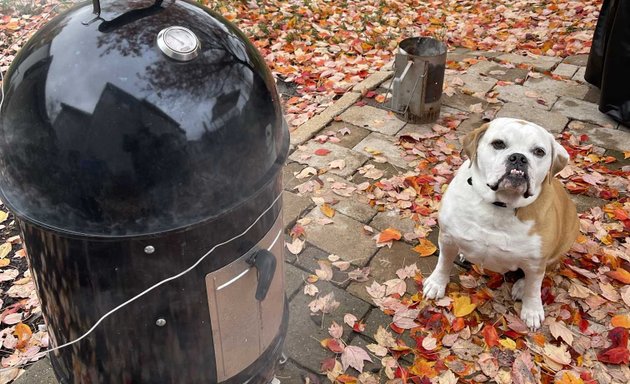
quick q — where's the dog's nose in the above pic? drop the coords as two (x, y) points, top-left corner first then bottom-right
(508, 153), (528, 165)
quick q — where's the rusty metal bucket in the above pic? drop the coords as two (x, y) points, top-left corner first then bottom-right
(388, 37), (447, 123)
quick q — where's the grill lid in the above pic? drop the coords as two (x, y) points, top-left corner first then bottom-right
(0, 0), (288, 237)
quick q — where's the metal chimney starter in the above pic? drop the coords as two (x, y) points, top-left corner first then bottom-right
(0, 0), (289, 382)
(389, 37), (447, 123)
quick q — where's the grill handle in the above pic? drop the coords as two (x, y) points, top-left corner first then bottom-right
(247, 249), (277, 301)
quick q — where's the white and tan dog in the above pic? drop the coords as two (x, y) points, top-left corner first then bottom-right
(423, 117), (579, 329)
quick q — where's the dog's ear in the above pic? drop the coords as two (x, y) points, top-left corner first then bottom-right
(462, 123), (489, 167)
(548, 137), (569, 181)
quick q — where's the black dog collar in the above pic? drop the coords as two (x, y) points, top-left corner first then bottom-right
(467, 177), (507, 208)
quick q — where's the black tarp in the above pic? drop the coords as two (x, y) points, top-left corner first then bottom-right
(585, 0), (630, 127)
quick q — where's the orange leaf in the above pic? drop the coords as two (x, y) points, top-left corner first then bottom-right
(336, 375), (358, 383)
(451, 294), (477, 317)
(409, 358), (437, 378)
(532, 332), (546, 347)
(607, 268), (630, 284)
(378, 228), (401, 243)
(611, 314), (630, 329)
(452, 317), (466, 332)
(481, 324), (500, 348)
(624, 151), (630, 159)
(554, 371), (584, 384)
(14, 323), (32, 350)
(320, 203), (336, 218)
(412, 239), (437, 257)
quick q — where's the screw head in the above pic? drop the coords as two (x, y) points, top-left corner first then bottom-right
(156, 318), (166, 327)
(144, 245), (155, 254)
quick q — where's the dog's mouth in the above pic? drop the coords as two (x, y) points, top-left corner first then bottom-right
(487, 166), (532, 198)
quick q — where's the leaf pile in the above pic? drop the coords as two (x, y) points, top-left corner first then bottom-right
(203, 0), (601, 127)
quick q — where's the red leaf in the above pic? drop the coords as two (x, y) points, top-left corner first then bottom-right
(314, 148), (331, 156)
(597, 347), (630, 365)
(320, 338), (344, 353)
(597, 327), (630, 365)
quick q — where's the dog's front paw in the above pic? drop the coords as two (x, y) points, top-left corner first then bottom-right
(520, 300), (545, 330)
(422, 273), (448, 300)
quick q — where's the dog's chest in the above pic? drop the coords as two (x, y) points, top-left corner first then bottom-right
(440, 183), (543, 273)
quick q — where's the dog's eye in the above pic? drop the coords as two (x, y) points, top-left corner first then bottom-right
(491, 140), (506, 150)
(533, 147), (546, 157)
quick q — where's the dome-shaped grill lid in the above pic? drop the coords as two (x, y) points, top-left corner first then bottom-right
(0, 0), (288, 237)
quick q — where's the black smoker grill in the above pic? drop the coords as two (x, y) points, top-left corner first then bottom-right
(0, 0), (289, 382)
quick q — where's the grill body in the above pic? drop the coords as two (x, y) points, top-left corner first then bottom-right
(0, 0), (289, 382)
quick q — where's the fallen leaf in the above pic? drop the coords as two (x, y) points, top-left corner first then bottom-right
(451, 294), (477, 317)
(611, 314), (630, 329)
(304, 284), (319, 296)
(554, 371), (585, 384)
(377, 228), (402, 243)
(329, 321), (343, 339)
(329, 159), (346, 170)
(478, 352), (499, 378)
(481, 323), (500, 348)
(341, 345), (372, 372)
(315, 148), (331, 156)
(309, 292), (340, 314)
(321, 338), (345, 353)
(316, 260), (334, 281)
(393, 308), (420, 329)
(0, 243), (12, 259)
(549, 320), (574, 346)
(0, 211), (9, 224)
(607, 268), (630, 284)
(286, 238), (305, 255)
(412, 239), (437, 257)
(14, 323), (32, 350)
(367, 343), (388, 357)
(320, 203), (336, 218)
(543, 343), (572, 368)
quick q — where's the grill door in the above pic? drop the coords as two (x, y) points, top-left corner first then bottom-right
(205, 216), (284, 381)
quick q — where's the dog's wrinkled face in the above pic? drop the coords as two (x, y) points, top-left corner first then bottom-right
(463, 118), (569, 208)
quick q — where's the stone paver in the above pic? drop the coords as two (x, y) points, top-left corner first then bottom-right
(303, 208), (378, 267)
(442, 92), (488, 113)
(353, 70), (394, 94)
(275, 360), (317, 383)
(446, 72), (497, 95)
(350, 160), (407, 186)
(523, 76), (590, 99)
(290, 91), (362, 146)
(570, 194), (610, 214)
(285, 262), (307, 299)
(347, 241), (438, 304)
(495, 103), (569, 134)
(339, 105), (406, 136)
(494, 83), (558, 111)
(285, 281), (371, 373)
(353, 132), (411, 170)
(369, 211), (417, 235)
(288, 141), (368, 178)
(552, 63), (579, 79)
(496, 52), (562, 72)
(283, 191), (313, 225)
(551, 97), (618, 128)
(454, 113), (486, 135)
(565, 121), (630, 153)
(324, 121), (371, 150)
(465, 61), (529, 83)
(562, 54), (589, 66)
(13, 359), (57, 384)
(305, 173), (376, 223)
(582, 87), (600, 104)
(572, 67), (586, 83)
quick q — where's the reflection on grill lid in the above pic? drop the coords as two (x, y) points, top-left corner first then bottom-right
(0, 0), (288, 237)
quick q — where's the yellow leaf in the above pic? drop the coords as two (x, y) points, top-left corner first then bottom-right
(0, 243), (11, 259)
(0, 259), (9, 267)
(451, 294), (477, 317)
(611, 314), (630, 329)
(320, 203), (336, 218)
(409, 358), (437, 378)
(554, 371), (584, 384)
(499, 338), (516, 350)
(0, 211), (8, 224)
(377, 228), (402, 243)
(412, 239), (437, 257)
